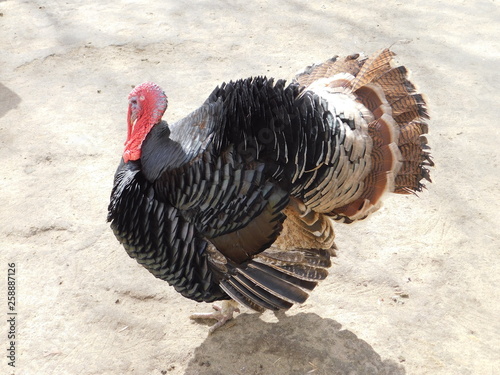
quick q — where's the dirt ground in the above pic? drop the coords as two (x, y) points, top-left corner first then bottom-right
(1, 1), (499, 374)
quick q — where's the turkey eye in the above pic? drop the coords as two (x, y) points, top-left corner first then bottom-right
(130, 99), (137, 105)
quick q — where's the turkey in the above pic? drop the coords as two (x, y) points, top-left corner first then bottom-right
(108, 48), (432, 332)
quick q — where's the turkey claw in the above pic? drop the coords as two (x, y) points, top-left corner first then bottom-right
(190, 300), (240, 334)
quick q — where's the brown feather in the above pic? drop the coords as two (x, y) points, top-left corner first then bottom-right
(351, 48), (395, 91)
(273, 197), (336, 251)
(294, 53), (365, 88)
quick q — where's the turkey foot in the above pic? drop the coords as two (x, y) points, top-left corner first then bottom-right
(190, 300), (240, 334)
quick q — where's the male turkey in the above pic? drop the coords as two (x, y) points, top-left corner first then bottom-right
(108, 49), (432, 332)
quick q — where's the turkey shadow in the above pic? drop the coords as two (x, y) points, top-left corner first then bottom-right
(184, 312), (405, 375)
(0, 83), (21, 118)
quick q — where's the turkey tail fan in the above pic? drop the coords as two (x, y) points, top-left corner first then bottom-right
(354, 50), (432, 198)
(331, 85), (402, 222)
(368, 52), (433, 194)
(293, 48), (431, 222)
(326, 49), (431, 221)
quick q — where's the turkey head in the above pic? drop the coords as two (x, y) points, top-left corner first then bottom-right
(123, 82), (168, 162)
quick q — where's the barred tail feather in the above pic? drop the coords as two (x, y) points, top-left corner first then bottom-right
(221, 247), (332, 312)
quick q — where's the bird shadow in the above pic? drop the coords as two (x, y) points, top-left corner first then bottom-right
(184, 312), (405, 375)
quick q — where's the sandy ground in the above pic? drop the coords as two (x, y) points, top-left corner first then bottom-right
(1, 0), (499, 374)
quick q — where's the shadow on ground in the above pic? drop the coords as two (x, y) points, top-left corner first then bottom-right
(0, 83), (21, 118)
(184, 312), (405, 375)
